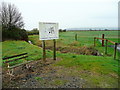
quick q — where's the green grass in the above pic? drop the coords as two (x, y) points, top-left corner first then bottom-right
(29, 30), (119, 58)
(34, 77), (43, 80)
(59, 31), (119, 45)
(54, 53), (119, 88)
(29, 31), (119, 46)
(28, 31), (119, 88)
(55, 53), (119, 75)
(2, 40), (53, 66)
(2, 30), (119, 88)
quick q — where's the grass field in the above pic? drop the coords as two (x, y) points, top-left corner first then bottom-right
(29, 31), (119, 46)
(29, 30), (120, 58)
(2, 30), (120, 88)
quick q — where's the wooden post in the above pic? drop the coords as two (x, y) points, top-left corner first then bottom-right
(53, 39), (56, 60)
(114, 43), (117, 60)
(42, 40), (46, 61)
(105, 40), (108, 54)
(94, 37), (96, 47)
(75, 34), (77, 41)
(102, 34), (104, 47)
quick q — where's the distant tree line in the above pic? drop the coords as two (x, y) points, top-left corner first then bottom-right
(59, 29), (66, 32)
(27, 28), (39, 35)
(0, 2), (28, 41)
(27, 28), (67, 35)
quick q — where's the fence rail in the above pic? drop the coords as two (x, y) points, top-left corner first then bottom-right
(3, 56), (28, 64)
(3, 53), (27, 60)
(3, 53), (28, 68)
(95, 37), (106, 41)
(2, 53), (29, 79)
(107, 40), (116, 44)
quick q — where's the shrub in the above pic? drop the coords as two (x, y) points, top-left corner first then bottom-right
(2, 28), (28, 41)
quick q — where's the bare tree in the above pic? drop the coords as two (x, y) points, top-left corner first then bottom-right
(0, 2), (24, 30)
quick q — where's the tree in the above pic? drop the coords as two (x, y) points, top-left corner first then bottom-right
(0, 2), (28, 41)
(0, 2), (24, 30)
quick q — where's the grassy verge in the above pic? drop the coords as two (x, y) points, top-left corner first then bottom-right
(2, 40), (53, 66)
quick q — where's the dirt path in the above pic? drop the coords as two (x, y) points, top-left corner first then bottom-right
(2, 58), (89, 88)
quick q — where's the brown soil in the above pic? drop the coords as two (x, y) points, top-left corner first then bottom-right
(2, 58), (90, 88)
(45, 46), (102, 56)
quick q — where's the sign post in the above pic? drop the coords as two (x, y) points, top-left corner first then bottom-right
(53, 39), (56, 60)
(39, 22), (59, 61)
(42, 40), (46, 61)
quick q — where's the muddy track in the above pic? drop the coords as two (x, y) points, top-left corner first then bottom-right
(2, 58), (91, 88)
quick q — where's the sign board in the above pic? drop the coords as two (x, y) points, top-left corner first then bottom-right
(39, 22), (59, 40)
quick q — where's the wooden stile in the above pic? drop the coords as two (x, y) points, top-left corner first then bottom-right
(94, 37), (118, 59)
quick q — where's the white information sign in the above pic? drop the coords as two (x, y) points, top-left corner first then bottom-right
(39, 22), (59, 40)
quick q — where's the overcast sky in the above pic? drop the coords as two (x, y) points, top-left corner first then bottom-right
(1, 0), (119, 30)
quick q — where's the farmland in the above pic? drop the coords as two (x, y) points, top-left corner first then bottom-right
(2, 30), (120, 88)
(29, 30), (119, 58)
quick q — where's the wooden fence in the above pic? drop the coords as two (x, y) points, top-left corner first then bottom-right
(94, 37), (118, 60)
(2, 53), (29, 77)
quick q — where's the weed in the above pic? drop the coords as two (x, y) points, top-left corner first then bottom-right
(34, 77), (43, 80)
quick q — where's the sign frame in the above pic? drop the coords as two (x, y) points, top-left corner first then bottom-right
(39, 22), (59, 40)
